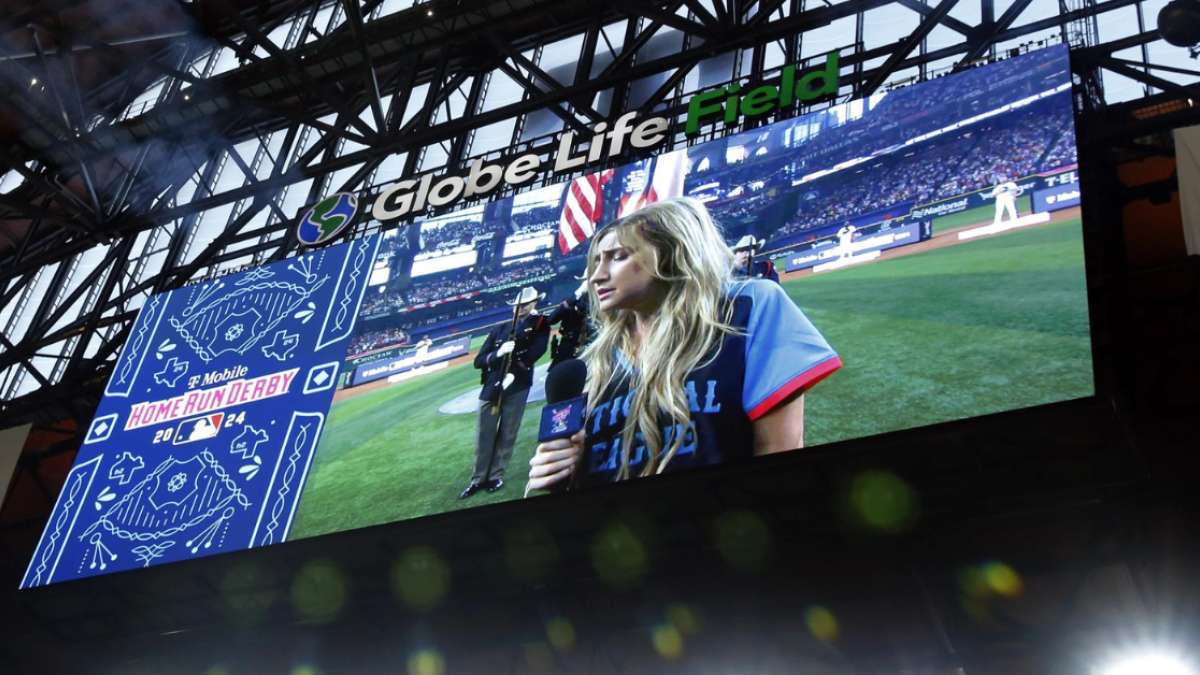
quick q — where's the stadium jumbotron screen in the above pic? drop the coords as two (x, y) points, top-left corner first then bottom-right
(24, 45), (1091, 587)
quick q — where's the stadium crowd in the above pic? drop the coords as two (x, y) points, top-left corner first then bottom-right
(789, 47), (1068, 175)
(419, 217), (503, 251)
(776, 96), (1076, 235)
(357, 257), (557, 318)
(484, 258), (555, 287)
(510, 205), (559, 235)
(347, 327), (409, 355)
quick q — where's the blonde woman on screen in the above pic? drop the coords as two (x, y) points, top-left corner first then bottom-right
(528, 197), (842, 491)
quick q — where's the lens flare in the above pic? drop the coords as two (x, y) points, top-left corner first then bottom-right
(290, 665), (321, 675)
(981, 561), (1023, 597)
(219, 562), (273, 624)
(407, 650), (446, 675)
(712, 509), (774, 573)
(290, 560), (347, 621)
(847, 470), (920, 533)
(652, 624), (684, 659)
(804, 605), (840, 642)
(958, 560), (1024, 605)
(523, 643), (555, 671)
(391, 546), (452, 611)
(666, 603), (701, 636)
(591, 522), (648, 589)
(505, 523), (561, 581)
(1103, 655), (1194, 675)
(546, 617), (577, 650)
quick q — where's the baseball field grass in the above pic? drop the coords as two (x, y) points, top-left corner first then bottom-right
(289, 218), (1092, 539)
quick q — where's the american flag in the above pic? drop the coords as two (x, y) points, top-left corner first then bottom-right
(558, 169), (614, 254)
(618, 148), (689, 218)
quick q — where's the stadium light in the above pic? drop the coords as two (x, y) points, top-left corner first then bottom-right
(1101, 654), (1194, 675)
(1157, 0), (1200, 47)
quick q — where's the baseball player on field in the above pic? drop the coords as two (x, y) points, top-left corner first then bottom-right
(836, 224), (858, 259)
(990, 176), (1020, 224)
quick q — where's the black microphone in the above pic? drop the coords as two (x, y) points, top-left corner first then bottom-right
(538, 359), (587, 443)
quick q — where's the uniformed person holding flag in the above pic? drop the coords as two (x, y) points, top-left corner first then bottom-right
(461, 286), (550, 499)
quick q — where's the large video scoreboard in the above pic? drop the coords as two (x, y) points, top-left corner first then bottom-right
(24, 45), (1094, 588)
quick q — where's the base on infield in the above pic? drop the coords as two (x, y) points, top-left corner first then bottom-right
(958, 212), (1052, 240)
(813, 250), (882, 273)
(386, 361), (450, 384)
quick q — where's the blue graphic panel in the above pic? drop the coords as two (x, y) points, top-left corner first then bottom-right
(22, 236), (380, 588)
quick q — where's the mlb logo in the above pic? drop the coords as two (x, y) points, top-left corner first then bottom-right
(551, 404), (573, 434)
(538, 397), (584, 443)
(172, 413), (225, 445)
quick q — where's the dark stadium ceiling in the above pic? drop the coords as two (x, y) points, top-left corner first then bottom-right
(0, 0), (1198, 423)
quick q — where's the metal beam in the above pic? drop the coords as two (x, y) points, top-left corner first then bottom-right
(957, 0), (1036, 67)
(862, 0), (961, 96)
(893, 0), (973, 35)
(1100, 57), (1200, 102)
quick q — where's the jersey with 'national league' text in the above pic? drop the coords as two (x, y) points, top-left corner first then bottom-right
(577, 280), (842, 486)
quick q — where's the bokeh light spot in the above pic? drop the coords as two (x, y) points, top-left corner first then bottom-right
(546, 617), (577, 650)
(290, 665), (321, 675)
(712, 509), (775, 573)
(804, 605), (840, 642)
(505, 523), (561, 582)
(847, 470), (920, 533)
(957, 566), (990, 597)
(219, 562), (274, 624)
(391, 546), (452, 612)
(407, 649), (446, 675)
(591, 522), (648, 589)
(666, 603), (701, 636)
(959, 595), (990, 620)
(981, 561), (1024, 597)
(652, 624), (684, 659)
(290, 560), (347, 621)
(522, 643), (555, 671)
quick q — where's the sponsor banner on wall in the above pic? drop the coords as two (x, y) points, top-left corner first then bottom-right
(1033, 183), (1082, 213)
(785, 221), (930, 272)
(350, 336), (472, 386)
(911, 168), (1078, 220)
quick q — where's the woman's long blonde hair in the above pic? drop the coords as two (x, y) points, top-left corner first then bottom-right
(583, 197), (738, 479)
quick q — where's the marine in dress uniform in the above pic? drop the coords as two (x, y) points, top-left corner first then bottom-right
(547, 280), (592, 369)
(461, 286), (550, 498)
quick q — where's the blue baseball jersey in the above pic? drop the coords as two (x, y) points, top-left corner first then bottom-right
(578, 280), (842, 486)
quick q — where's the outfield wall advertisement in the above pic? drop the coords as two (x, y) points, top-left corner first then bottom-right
(784, 220), (932, 272)
(910, 168), (1079, 220)
(23, 45), (1095, 587)
(349, 336), (472, 386)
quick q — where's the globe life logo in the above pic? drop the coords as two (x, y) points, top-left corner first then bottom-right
(369, 52), (842, 222)
(297, 192), (359, 246)
(685, 52), (841, 135)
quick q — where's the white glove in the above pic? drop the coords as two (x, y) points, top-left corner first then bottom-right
(496, 341), (515, 357)
(502, 373), (515, 390)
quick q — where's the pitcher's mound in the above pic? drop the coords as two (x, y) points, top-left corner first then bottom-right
(437, 363), (551, 415)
